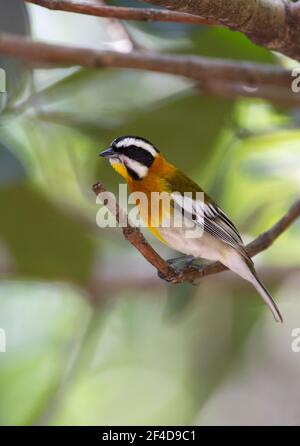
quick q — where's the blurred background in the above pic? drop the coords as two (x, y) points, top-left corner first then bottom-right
(0, 0), (300, 426)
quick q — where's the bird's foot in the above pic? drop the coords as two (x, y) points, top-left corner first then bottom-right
(165, 255), (203, 286)
(166, 256), (207, 286)
(158, 256), (206, 285)
(167, 255), (195, 268)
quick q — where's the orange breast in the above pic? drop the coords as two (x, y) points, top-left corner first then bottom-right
(127, 155), (176, 243)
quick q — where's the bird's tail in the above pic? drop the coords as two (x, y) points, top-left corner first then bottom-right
(222, 250), (283, 323)
(249, 267), (283, 323)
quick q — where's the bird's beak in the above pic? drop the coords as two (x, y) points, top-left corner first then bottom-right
(99, 147), (118, 159)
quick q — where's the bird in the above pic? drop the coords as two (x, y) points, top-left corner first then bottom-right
(100, 135), (283, 322)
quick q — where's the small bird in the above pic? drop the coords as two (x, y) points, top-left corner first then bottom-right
(100, 136), (283, 322)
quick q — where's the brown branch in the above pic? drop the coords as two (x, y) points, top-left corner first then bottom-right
(24, 0), (300, 62)
(199, 80), (300, 108)
(25, 0), (218, 26)
(0, 32), (298, 105)
(93, 182), (300, 285)
(140, 0), (300, 62)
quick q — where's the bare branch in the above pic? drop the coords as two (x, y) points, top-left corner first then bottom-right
(199, 80), (300, 108)
(0, 32), (297, 104)
(25, 0), (218, 26)
(140, 0), (300, 62)
(92, 182), (300, 285)
(23, 0), (300, 64)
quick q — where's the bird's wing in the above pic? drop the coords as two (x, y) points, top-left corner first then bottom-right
(171, 191), (250, 260)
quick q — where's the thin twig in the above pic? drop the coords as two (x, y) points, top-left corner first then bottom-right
(92, 182), (300, 285)
(0, 32), (297, 105)
(25, 0), (218, 26)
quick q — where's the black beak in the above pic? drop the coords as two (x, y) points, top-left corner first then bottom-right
(99, 147), (118, 158)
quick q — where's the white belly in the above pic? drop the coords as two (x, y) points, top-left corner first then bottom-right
(158, 225), (226, 262)
(158, 223), (257, 286)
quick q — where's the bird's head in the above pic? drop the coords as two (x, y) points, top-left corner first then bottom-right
(99, 136), (160, 182)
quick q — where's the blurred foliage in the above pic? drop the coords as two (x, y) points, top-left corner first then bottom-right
(0, 183), (94, 281)
(0, 282), (90, 425)
(0, 0), (31, 112)
(191, 27), (275, 63)
(0, 1), (299, 427)
(0, 141), (26, 185)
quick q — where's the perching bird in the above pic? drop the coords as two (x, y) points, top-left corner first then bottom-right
(100, 136), (283, 322)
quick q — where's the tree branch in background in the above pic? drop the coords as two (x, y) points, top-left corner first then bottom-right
(93, 182), (300, 285)
(140, 0), (300, 62)
(0, 33), (298, 105)
(23, 0), (300, 62)
(25, 0), (218, 26)
(197, 80), (300, 108)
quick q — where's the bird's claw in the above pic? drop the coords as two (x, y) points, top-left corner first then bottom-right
(158, 264), (180, 283)
(158, 257), (203, 285)
(167, 255), (195, 268)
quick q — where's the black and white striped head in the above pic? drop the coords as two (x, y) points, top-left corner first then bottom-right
(100, 136), (159, 180)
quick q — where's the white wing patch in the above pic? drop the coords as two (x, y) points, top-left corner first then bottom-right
(171, 192), (244, 251)
(206, 204), (243, 245)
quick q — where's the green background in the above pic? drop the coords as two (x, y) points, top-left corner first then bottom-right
(0, 0), (299, 426)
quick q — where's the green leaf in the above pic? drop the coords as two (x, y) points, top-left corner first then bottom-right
(0, 183), (94, 282)
(27, 68), (191, 130)
(191, 27), (275, 64)
(29, 69), (234, 191)
(97, 92), (235, 188)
